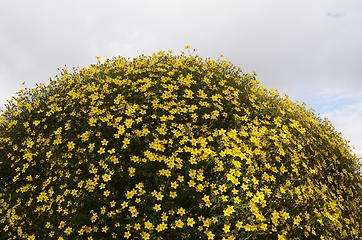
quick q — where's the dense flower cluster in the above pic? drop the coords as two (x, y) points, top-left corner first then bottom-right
(0, 47), (361, 239)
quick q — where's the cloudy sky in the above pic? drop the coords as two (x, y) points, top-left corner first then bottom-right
(1, 0), (361, 157)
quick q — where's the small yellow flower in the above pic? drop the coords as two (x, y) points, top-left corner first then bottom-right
(233, 196), (241, 204)
(124, 231), (131, 239)
(128, 167), (136, 177)
(33, 120), (40, 126)
(64, 226), (72, 235)
(144, 221), (154, 230)
(102, 174), (111, 182)
(177, 207), (186, 216)
(140, 231), (150, 240)
(223, 205), (235, 217)
(97, 147), (105, 154)
(156, 222), (168, 232)
(27, 235), (35, 240)
(101, 139), (109, 146)
(278, 234), (286, 240)
(187, 217), (195, 227)
(103, 190), (110, 197)
(293, 215), (302, 226)
(129, 206), (139, 217)
(170, 191), (177, 198)
(175, 219), (184, 228)
(153, 204), (161, 212)
(223, 224), (231, 233)
(236, 221), (243, 230)
(67, 141), (75, 151)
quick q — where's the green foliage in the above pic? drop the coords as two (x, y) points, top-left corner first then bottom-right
(1, 48), (361, 239)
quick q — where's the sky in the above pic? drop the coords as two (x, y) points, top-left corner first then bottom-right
(0, 0), (361, 157)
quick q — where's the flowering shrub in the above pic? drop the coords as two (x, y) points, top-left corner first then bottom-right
(0, 47), (361, 239)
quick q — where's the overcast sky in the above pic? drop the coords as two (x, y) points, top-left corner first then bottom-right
(1, 0), (361, 157)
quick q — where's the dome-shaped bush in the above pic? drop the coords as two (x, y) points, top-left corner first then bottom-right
(1, 48), (361, 239)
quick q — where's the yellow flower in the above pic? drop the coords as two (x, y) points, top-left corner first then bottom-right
(205, 230), (215, 240)
(101, 139), (109, 146)
(102, 174), (111, 182)
(128, 167), (136, 177)
(278, 234), (286, 240)
(177, 207), (186, 216)
(140, 231), (150, 240)
(223, 224), (231, 233)
(134, 223), (141, 230)
(293, 215), (302, 226)
(170, 191), (177, 198)
(45, 222), (51, 228)
(103, 190), (110, 197)
(272, 210), (279, 225)
(129, 206), (139, 217)
(156, 222), (167, 232)
(243, 224), (254, 231)
(236, 221), (243, 230)
(67, 141), (75, 151)
(233, 196), (241, 204)
(153, 204), (161, 212)
(64, 226), (72, 235)
(144, 221), (154, 230)
(95, 55), (101, 63)
(161, 212), (168, 221)
(124, 231), (131, 239)
(188, 180), (196, 187)
(97, 147), (105, 154)
(175, 219), (184, 228)
(187, 217), (195, 227)
(171, 181), (179, 188)
(33, 120), (40, 126)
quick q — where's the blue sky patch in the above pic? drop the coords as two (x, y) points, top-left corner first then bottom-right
(327, 12), (346, 18)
